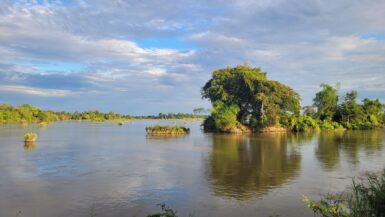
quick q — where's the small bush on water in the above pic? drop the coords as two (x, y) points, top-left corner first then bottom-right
(24, 132), (37, 142)
(146, 125), (190, 135)
(304, 170), (385, 217)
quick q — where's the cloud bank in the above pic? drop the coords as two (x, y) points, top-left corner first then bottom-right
(0, 0), (384, 114)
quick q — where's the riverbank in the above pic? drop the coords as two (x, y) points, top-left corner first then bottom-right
(0, 103), (205, 124)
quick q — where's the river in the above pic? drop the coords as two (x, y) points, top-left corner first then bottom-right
(0, 120), (384, 217)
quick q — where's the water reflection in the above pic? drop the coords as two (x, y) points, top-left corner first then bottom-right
(0, 122), (384, 217)
(146, 135), (188, 140)
(316, 130), (384, 169)
(206, 133), (303, 200)
(24, 141), (37, 151)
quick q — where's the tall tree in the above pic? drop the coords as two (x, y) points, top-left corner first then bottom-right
(313, 83), (338, 121)
(362, 98), (384, 126)
(337, 90), (363, 124)
(202, 65), (300, 130)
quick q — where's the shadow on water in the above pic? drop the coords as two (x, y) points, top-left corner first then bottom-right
(145, 135), (189, 140)
(23, 141), (37, 151)
(316, 130), (384, 170)
(205, 133), (308, 200)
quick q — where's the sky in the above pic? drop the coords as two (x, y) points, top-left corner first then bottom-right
(0, 0), (384, 115)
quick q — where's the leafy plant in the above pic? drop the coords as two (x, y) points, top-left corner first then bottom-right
(304, 170), (385, 217)
(24, 132), (37, 142)
(146, 125), (190, 135)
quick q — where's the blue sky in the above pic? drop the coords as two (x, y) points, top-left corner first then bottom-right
(0, 0), (384, 115)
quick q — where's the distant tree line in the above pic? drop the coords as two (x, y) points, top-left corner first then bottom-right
(0, 104), (205, 124)
(202, 65), (385, 132)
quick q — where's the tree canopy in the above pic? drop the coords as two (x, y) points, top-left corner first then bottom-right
(202, 65), (301, 131)
(0, 104), (204, 124)
(202, 66), (385, 132)
(313, 83), (339, 121)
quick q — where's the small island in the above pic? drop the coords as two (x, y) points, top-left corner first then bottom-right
(201, 65), (384, 133)
(145, 125), (190, 136)
(24, 132), (38, 143)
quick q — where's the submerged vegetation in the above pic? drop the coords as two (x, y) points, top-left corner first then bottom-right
(0, 103), (205, 124)
(202, 65), (385, 133)
(146, 125), (190, 135)
(24, 132), (37, 142)
(304, 170), (385, 217)
(147, 204), (178, 217)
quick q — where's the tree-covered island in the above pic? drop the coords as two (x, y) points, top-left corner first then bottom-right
(202, 65), (385, 133)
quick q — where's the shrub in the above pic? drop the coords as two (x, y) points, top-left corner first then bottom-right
(318, 120), (334, 130)
(24, 132), (37, 142)
(203, 101), (240, 132)
(344, 121), (375, 130)
(332, 122), (344, 129)
(290, 115), (319, 132)
(202, 115), (216, 131)
(146, 125), (190, 135)
(368, 115), (379, 127)
(304, 170), (385, 217)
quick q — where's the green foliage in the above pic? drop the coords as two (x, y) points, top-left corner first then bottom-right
(202, 65), (301, 130)
(289, 115), (320, 132)
(304, 170), (385, 217)
(308, 84), (385, 130)
(313, 83), (339, 121)
(304, 196), (349, 217)
(333, 91), (384, 130)
(207, 101), (240, 131)
(146, 125), (190, 135)
(0, 103), (204, 124)
(24, 132), (37, 142)
(318, 120), (344, 130)
(286, 115), (345, 132)
(156, 112), (204, 120)
(336, 91), (363, 125)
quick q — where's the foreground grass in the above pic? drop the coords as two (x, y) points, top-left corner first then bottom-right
(304, 170), (385, 217)
(146, 125), (190, 136)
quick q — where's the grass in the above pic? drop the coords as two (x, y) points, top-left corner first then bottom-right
(24, 132), (38, 142)
(146, 125), (190, 136)
(304, 169), (385, 217)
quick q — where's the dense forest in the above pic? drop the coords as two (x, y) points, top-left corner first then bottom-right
(202, 65), (385, 132)
(0, 104), (204, 124)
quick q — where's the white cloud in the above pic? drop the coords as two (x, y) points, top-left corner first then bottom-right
(0, 85), (72, 97)
(0, 0), (385, 112)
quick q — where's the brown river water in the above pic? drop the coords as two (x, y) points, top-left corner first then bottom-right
(0, 120), (384, 217)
